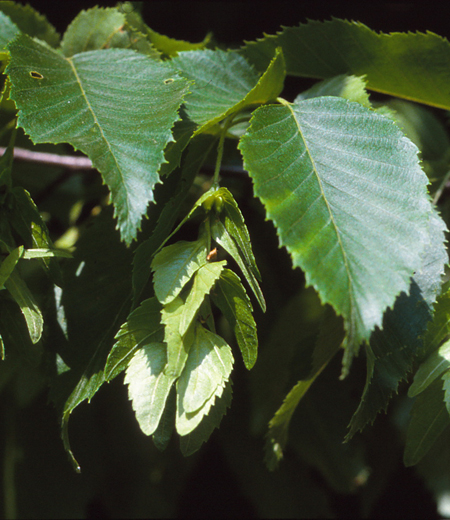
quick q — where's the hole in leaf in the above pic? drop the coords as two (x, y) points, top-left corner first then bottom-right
(30, 71), (44, 79)
(164, 78), (174, 85)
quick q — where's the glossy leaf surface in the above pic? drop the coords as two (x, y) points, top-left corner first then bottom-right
(125, 342), (175, 436)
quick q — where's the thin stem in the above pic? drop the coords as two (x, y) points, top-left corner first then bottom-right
(0, 146), (93, 170)
(433, 169), (450, 204)
(212, 117), (234, 187)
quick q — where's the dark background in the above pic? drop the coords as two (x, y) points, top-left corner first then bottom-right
(3, 2), (450, 519)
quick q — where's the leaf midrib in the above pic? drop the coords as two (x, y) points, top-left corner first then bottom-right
(286, 102), (357, 324)
(66, 55), (130, 218)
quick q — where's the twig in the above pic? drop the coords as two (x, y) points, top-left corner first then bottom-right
(0, 146), (93, 170)
(0, 146), (250, 177)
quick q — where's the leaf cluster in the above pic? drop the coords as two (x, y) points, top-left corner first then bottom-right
(1, 4), (450, 514)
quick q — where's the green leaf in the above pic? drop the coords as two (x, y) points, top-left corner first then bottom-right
(125, 342), (175, 436)
(60, 6), (127, 56)
(404, 378), (450, 466)
(180, 381), (232, 456)
(239, 96), (432, 373)
(170, 47), (285, 135)
(211, 268), (258, 369)
(105, 297), (164, 381)
(9, 187), (63, 284)
(60, 6), (159, 59)
(0, 1), (59, 48)
(295, 74), (371, 107)
(0, 245), (23, 288)
(4, 269), (42, 344)
(0, 10), (19, 53)
(210, 213), (265, 312)
(7, 34), (190, 245)
(264, 307), (344, 470)
(177, 323), (233, 415)
(152, 384), (176, 451)
(409, 340), (450, 398)
(161, 296), (195, 379)
(240, 18), (450, 110)
(152, 236), (208, 305)
(180, 260), (226, 336)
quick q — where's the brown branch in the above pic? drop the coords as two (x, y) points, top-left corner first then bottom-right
(0, 146), (94, 170)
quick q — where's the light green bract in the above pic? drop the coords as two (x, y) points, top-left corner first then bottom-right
(6, 33), (189, 245)
(239, 96), (433, 371)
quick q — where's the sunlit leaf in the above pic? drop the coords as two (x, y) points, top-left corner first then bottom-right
(7, 33), (189, 244)
(177, 323), (233, 415)
(170, 47), (285, 134)
(211, 268), (258, 369)
(179, 260), (226, 336)
(161, 296), (195, 378)
(152, 236), (208, 305)
(239, 96), (433, 373)
(125, 342), (175, 436)
(180, 381), (232, 456)
(105, 297), (164, 381)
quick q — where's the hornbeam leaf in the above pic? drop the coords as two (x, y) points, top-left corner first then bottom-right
(60, 6), (159, 59)
(161, 296), (195, 378)
(105, 297), (164, 381)
(239, 96), (432, 371)
(0, 11), (19, 52)
(152, 236), (208, 305)
(180, 381), (232, 456)
(404, 378), (450, 466)
(6, 34), (190, 245)
(125, 342), (175, 436)
(240, 18), (450, 110)
(211, 217), (265, 312)
(211, 268), (258, 370)
(170, 47), (285, 135)
(0, 245), (23, 291)
(60, 7), (127, 56)
(177, 323), (233, 415)
(179, 260), (226, 336)
(0, 2), (59, 48)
